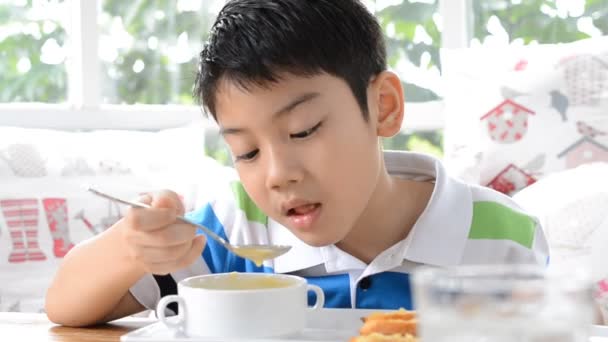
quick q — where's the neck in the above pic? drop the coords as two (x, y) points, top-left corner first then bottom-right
(335, 163), (433, 264)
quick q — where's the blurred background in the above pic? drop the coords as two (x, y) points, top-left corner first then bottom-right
(1, 0), (605, 165)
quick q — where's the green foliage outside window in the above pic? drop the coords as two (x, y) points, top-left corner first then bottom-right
(376, 0), (441, 103)
(473, 0), (607, 44)
(374, 0), (442, 157)
(1, 1), (606, 164)
(0, 0), (67, 103)
(100, 0), (211, 104)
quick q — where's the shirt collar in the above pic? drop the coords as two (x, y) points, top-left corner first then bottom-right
(384, 151), (472, 267)
(269, 151), (473, 274)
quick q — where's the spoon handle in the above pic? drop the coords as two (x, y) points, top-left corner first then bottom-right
(86, 187), (231, 249)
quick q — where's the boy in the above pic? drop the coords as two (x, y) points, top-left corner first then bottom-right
(45, 0), (548, 327)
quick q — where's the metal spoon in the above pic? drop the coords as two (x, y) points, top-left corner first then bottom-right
(86, 187), (291, 266)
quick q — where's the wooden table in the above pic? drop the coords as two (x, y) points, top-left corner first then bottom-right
(4, 311), (607, 341)
(0, 312), (154, 341)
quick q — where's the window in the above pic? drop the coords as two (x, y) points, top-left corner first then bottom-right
(99, 0), (215, 105)
(0, 0), (68, 103)
(367, 1), (443, 157)
(1, 0), (605, 161)
(472, 0), (607, 46)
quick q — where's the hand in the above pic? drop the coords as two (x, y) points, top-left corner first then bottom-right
(117, 190), (206, 275)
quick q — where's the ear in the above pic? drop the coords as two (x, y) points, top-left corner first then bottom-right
(370, 71), (405, 137)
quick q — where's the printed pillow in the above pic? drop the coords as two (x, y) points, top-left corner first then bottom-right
(0, 123), (215, 312)
(442, 36), (608, 196)
(513, 162), (608, 278)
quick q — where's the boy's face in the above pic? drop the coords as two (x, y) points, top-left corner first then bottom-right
(215, 72), (393, 247)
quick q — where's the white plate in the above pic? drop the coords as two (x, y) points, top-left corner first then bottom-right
(121, 308), (375, 342)
(121, 308), (608, 342)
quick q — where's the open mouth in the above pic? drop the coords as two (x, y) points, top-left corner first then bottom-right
(286, 203), (321, 216)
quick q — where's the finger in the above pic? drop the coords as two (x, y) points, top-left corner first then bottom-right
(147, 236), (206, 275)
(134, 241), (192, 264)
(130, 223), (197, 247)
(176, 235), (207, 269)
(151, 190), (185, 216)
(193, 235), (206, 255)
(124, 206), (179, 232)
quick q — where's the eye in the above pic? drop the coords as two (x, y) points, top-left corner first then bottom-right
(234, 149), (259, 162)
(290, 122), (322, 139)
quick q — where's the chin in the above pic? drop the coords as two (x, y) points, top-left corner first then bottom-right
(295, 232), (341, 248)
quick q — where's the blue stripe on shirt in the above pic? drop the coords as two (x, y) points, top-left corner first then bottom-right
(356, 272), (413, 310)
(305, 274), (351, 308)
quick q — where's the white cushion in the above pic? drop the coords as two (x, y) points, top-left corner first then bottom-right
(513, 162), (608, 281)
(442, 36), (608, 196)
(0, 123), (220, 312)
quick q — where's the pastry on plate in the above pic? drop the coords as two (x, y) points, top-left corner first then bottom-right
(350, 332), (417, 342)
(350, 308), (418, 342)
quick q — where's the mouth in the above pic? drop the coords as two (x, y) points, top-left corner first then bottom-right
(286, 203), (321, 216)
(283, 202), (322, 231)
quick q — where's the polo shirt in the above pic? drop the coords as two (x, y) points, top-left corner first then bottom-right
(130, 151), (549, 311)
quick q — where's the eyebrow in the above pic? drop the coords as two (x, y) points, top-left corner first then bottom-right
(219, 92), (320, 136)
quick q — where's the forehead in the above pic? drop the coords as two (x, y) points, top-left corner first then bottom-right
(213, 72), (348, 122)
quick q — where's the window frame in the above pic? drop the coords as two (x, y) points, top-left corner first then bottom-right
(0, 0), (471, 131)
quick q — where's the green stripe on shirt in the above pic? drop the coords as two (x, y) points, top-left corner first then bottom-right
(230, 181), (267, 225)
(469, 201), (536, 249)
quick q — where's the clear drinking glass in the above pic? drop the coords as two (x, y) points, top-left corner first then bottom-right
(413, 264), (594, 342)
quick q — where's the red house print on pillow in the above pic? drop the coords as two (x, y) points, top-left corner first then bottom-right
(480, 99), (535, 144)
(557, 136), (608, 169)
(487, 164), (537, 196)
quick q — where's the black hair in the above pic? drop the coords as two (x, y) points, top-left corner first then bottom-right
(194, 0), (386, 121)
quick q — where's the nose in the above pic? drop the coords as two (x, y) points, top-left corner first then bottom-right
(264, 146), (304, 190)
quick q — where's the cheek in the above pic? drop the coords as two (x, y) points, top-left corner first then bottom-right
(325, 124), (377, 169)
(237, 169), (271, 208)
(321, 128), (380, 198)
